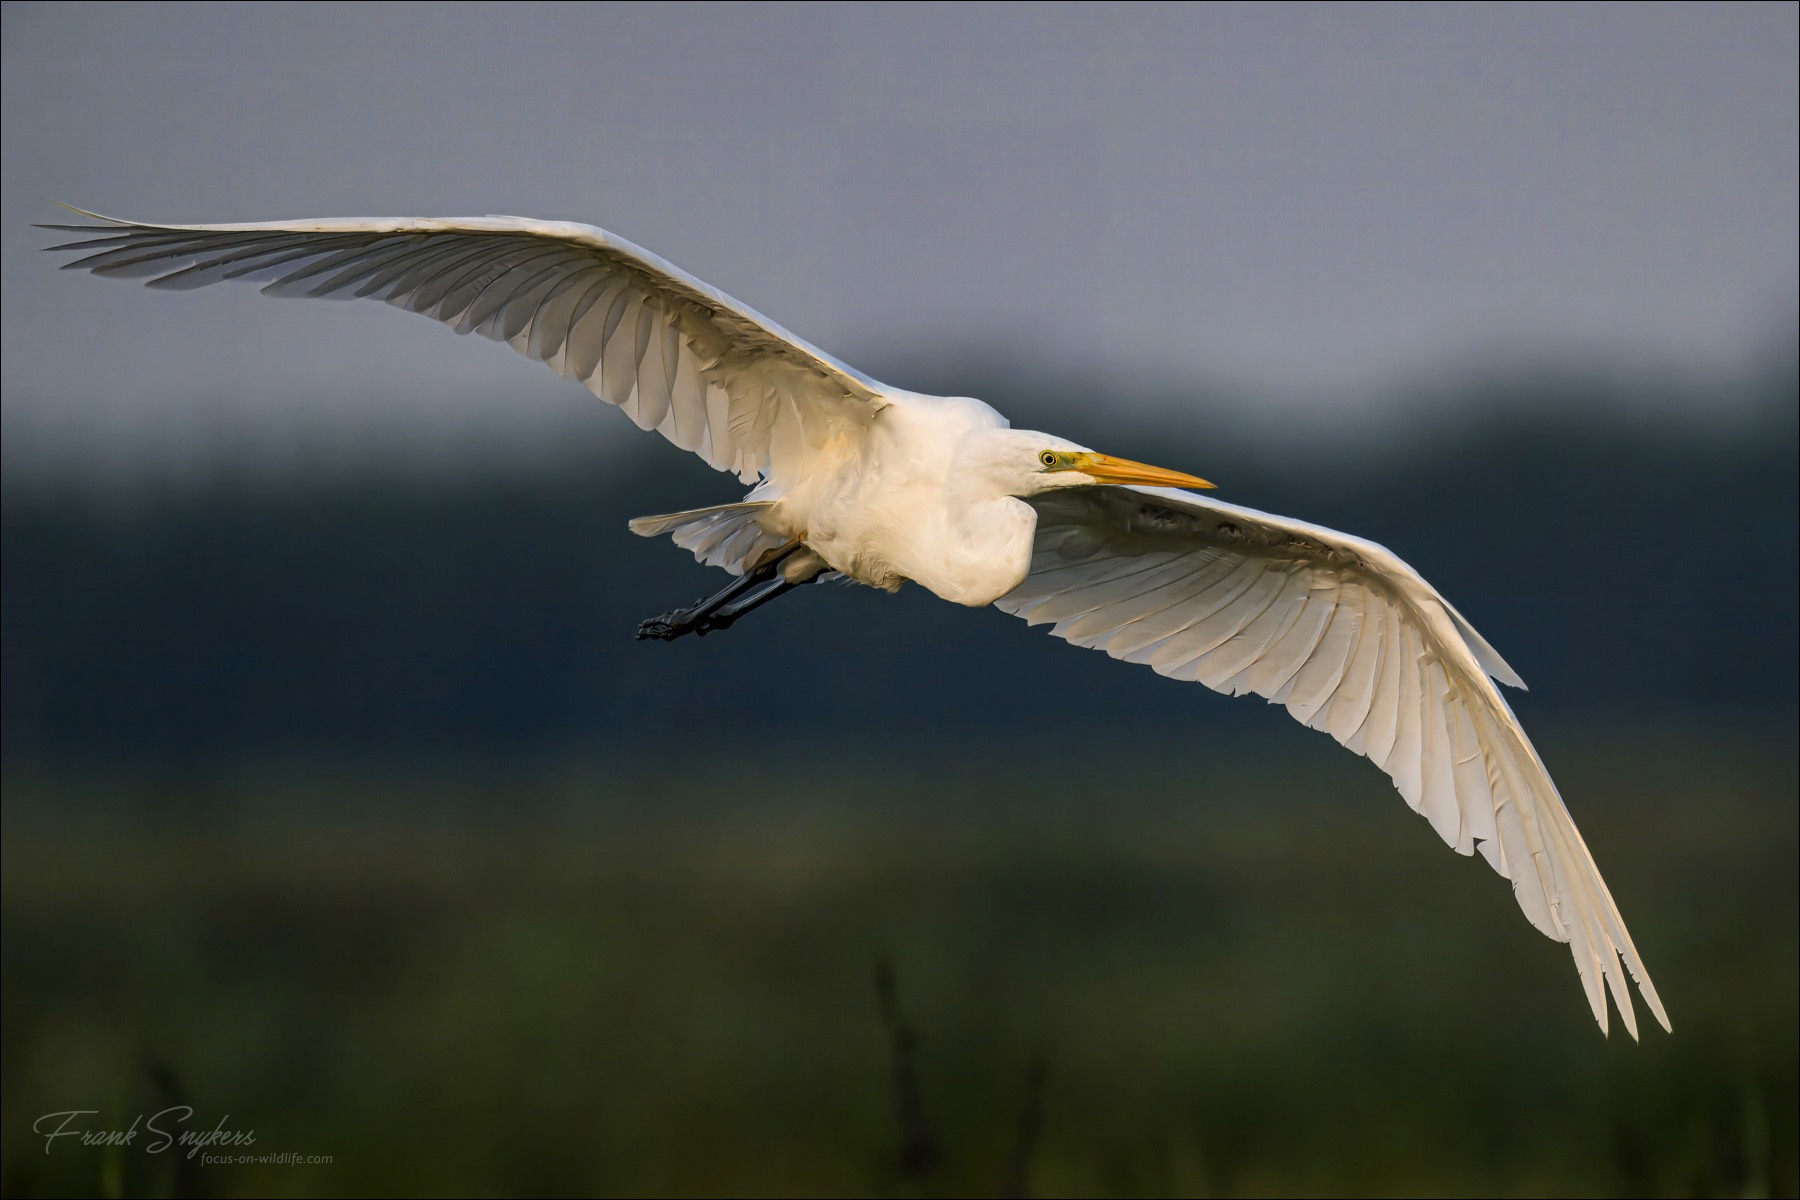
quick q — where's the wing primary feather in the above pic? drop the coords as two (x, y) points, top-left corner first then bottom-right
(64, 232), (277, 276)
(409, 241), (541, 319)
(562, 277), (630, 383)
(525, 265), (611, 363)
(142, 236), (369, 290)
(1280, 592), (1358, 715)
(1052, 555), (1209, 640)
(1149, 564), (1287, 680)
(1418, 660), (1464, 849)
(278, 237), (436, 298)
(1355, 608), (1405, 764)
(346, 239), (485, 300)
(1195, 573), (1314, 692)
(599, 293), (646, 419)
(1100, 557), (1265, 659)
(495, 267), (576, 347)
(446, 252), (554, 332)
(1241, 585), (1336, 699)
(1023, 552), (1195, 628)
(1321, 592), (1386, 745)
(629, 300), (670, 431)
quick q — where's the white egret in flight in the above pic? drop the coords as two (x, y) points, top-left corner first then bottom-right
(45, 209), (1669, 1038)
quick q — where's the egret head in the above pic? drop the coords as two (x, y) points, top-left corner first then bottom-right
(972, 429), (1216, 498)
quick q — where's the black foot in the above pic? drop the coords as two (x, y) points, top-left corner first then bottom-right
(635, 609), (692, 641)
(635, 605), (740, 642)
(635, 619), (674, 641)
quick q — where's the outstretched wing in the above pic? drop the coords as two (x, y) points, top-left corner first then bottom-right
(43, 209), (887, 487)
(998, 485), (1669, 1038)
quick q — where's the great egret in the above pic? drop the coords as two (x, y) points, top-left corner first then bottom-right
(45, 208), (1668, 1038)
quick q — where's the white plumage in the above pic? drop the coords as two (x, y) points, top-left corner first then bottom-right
(46, 208), (1669, 1038)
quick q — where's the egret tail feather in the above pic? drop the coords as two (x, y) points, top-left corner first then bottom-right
(629, 501), (783, 576)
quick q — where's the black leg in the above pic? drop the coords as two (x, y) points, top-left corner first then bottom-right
(636, 544), (810, 641)
(694, 573), (808, 636)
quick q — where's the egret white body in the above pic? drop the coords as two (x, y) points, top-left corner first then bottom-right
(45, 209), (1670, 1038)
(773, 396), (1053, 605)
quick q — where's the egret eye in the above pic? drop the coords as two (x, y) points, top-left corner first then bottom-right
(1040, 451), (1058, 467)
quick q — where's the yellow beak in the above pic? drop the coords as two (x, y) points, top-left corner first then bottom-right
(1075, 452), (1216, 490)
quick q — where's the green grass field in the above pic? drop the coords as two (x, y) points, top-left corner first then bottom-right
(2, 723), (1794, 1197)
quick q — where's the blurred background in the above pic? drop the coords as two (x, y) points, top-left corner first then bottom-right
(2, 2), (1795, 1196)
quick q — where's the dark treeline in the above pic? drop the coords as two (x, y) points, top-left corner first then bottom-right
(4, 367), (1795, 764)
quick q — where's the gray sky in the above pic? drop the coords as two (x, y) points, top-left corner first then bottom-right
(3, 2), (1795, 479)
